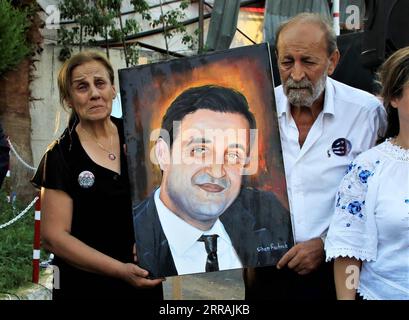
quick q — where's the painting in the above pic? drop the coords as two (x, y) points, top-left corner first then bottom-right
(119, 43), (294, 278)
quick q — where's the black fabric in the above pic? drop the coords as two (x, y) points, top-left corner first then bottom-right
(0, 122), (10, 189)
(31, 117), (163, 300)
(133, 187), (294, 278)
(243, 260), (336, 300)
(198, 235), (219, 272)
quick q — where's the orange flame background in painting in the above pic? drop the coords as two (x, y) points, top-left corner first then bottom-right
(130, 49), (288, 209)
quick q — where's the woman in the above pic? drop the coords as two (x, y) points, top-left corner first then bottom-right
(32, 51), (163, 299)
(325, 47), (409, 300)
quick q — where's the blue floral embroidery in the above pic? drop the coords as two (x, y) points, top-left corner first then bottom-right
(346, 162), (356, 174)
(337, 158), (378, 228)
(348, 201), (362, 215)
(358, 170), (372, 183)
(336, 195), (341, 207)
(405, 199), (409, 204)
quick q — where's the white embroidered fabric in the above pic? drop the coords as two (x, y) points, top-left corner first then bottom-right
(325, 140), (409, 300)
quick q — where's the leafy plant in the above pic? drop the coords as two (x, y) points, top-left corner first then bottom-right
(56, 0), (198, 64)
(0, 0), (31, 76)
(0, 186), (35, 292)
(151, 0), (197, 56)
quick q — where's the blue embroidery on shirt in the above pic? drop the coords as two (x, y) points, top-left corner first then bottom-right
(346, 162), (356, 174)
(348, 201), (362, 215)
(358, 170), (372, 183)
(336, 195), (341, 207)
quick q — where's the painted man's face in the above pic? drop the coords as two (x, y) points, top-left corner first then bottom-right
(157, 109), (251, 230)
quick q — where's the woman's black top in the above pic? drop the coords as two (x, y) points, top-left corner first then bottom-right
(31, 117), (162, 300)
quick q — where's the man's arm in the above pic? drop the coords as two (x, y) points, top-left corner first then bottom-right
(277, 237), (324, 275)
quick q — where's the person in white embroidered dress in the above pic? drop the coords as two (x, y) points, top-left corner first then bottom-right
(244, 13), (387, 300)
(325, 46), (409, 300)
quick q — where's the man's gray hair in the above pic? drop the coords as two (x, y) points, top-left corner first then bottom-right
(275, 13), (338, 56)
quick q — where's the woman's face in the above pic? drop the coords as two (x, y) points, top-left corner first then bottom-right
(391, 83), (409, 129)
(68, 60), (116, 122)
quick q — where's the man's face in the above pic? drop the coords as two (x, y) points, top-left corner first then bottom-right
(157, 109), (251, 230)
(277, 22), (339, 107)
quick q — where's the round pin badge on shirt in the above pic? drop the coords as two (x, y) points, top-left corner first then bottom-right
(78, 170), (95, 188)
(331, 138), (352, 156)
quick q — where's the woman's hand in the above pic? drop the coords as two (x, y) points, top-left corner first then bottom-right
(119, 263), (164, 288)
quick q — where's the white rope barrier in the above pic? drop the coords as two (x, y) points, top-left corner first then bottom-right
(7, 138), (36, 171)
(0, 196), (39, 229)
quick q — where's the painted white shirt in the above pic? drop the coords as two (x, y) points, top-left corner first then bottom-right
(154, 189), (242, 275)
(276, 77), (387, 242)
(325, 140), (409, 300)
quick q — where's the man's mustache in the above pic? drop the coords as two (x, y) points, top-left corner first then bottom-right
(285, 77), (313, 93)
(192, 172), (230, 190)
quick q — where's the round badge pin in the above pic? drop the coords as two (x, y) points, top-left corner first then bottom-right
(332, 138), (352, 156)
(78, 170), (95, 188)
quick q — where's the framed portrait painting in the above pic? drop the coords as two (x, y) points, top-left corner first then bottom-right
(119, 43), (294, 278)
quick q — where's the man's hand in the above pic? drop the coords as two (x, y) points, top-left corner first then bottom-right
(276, 238), (324, 275)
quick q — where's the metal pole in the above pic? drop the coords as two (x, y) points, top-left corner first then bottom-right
(332, 0), (340, 36)
(32, 194), (41, 283)
(198, 0), (204, 53)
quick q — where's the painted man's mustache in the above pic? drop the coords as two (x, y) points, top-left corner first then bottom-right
(192, 172), (230, 190)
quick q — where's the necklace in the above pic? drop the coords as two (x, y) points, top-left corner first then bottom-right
(80, 125), (117, 161)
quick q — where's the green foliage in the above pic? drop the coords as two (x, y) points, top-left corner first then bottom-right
(57, 0), (198, 64)
(151, 0), (197, 52)
(0, 0), (31, 76)
(130, 0), (151, 20)
(57, 0), (144, 66)
(0, 186), (35, 292)
(58, 0), (105, 53)
(126, 43), (141, 67)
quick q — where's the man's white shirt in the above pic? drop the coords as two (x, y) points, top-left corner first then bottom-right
(276, 77), (387, 243)
(154, 188), (242, 275)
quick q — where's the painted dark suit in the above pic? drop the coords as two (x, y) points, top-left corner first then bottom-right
(133, 187), (294, 278)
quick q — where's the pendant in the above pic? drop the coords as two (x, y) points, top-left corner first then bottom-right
(108, 153), (116, 161)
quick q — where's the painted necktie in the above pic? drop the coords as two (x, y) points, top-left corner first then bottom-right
(198, 234), (219, 272)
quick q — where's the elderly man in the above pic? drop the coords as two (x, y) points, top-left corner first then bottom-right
(244, 13), (387, 300)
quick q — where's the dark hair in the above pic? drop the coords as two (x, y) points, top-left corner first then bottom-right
(161, 85), (256, 147)
(377, 46), (409, 143)
(275, 13), (338, 57)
